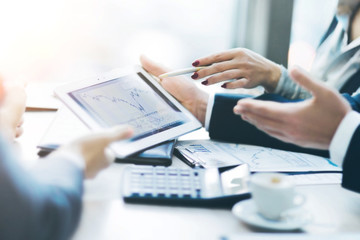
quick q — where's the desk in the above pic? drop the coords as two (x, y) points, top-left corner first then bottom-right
(17, 111), (360, 240)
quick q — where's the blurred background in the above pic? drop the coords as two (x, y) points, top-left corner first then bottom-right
(0, 0), (337, 108)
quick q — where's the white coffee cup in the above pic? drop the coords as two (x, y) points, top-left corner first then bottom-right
(250, 173), (305, 220)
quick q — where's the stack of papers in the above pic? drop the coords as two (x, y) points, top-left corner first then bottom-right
(175, 140), (342, 186)
(176, 140), (340, 172)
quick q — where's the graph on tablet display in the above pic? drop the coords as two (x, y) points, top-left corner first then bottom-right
(68, 72), (190, 141)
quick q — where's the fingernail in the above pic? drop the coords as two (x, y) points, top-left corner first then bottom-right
(192, 60), (200, 66)
(201, 80), (208, 85)
(234, 105), (245, 114)
(191, 72), (198, 79)
(221, 83), (227, 88)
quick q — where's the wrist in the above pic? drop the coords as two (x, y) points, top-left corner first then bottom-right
(195, 91), (209, 126)
(264, 63), (281, 93)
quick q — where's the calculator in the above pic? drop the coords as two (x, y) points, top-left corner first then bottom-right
(121, 164), (251, 208)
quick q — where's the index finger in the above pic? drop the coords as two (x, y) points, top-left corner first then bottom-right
(235, 98), (290, 122)
(193, 49), (236, 67)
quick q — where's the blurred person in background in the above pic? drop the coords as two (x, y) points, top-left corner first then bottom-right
(0, 78), (133, 240)
(191, 0), (360, 98)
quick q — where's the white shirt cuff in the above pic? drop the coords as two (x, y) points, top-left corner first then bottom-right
(273, 65), (287, 94)
(205, 93), (215, 131)
(329, 111), (360, 167)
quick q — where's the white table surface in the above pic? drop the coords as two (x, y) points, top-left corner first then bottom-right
(16, 111), (360, 240)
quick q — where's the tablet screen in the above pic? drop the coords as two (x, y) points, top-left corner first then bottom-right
(68, 72), (190, 141)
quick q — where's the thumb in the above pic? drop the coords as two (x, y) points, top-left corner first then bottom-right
(289, 66), (328, 97)
(140, 55), (170, 76)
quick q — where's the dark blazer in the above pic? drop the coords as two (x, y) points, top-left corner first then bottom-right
(209, 93), (360, 193)
(341, 93), (360, 193)
(0, 135), (83, 240)
(342, 125), (360, 193)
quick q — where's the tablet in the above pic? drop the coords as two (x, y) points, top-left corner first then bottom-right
(54, 65), (202, 158)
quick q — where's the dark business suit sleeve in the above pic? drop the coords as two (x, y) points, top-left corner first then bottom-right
(208, 93), (329, 157)
(0, 135), (83, 240)
(340, 93), (360, 193)
(341, 125), (360, 193)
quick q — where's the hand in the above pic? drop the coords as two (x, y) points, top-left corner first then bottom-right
(191, 48), (281, 92)
(140, 55), (209, 125)
(233, 67), (352, 150)
(0, 79), (26, 139)
(58, 125), (133, 178)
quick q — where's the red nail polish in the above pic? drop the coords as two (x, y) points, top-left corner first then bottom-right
(221, 83), (227, 88)
(192, 60), (200, 67)
(201, 80), (208, 85)
(191, 72), (198, 79)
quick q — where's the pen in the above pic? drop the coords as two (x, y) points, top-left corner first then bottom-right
(159, 67), (206, 78)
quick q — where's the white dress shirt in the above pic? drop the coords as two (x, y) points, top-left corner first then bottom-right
(329, 111), (360, 166)
(204, 93), (215, 131)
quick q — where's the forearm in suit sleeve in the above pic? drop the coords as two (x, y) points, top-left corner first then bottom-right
(340, 93), (360, 192)
(0, 135), (83, 240)
(208, 93), (329, 157)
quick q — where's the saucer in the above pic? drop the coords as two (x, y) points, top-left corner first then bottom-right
(232, 199), (311, 231)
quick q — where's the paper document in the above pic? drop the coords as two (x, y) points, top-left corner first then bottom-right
(26, 82), (61, 110)
(175, 140), (341, 173)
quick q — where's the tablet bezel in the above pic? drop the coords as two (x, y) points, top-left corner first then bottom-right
(54, 65), (202, 158)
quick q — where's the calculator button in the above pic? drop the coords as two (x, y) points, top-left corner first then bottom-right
(182, 194), (191, 198)
(168, 179), (178, 185)
(156, 189), (166, 195)
(168, 169), (178, 174)
(155, 181), (166, 185)
(157, 193), (166, 198)
(180, 179), (191, 184)
(155, 168), (165, 173)
(181, 190), (192, 196)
